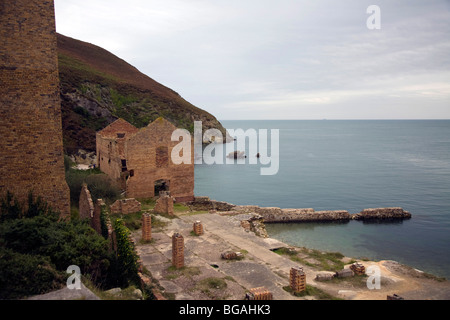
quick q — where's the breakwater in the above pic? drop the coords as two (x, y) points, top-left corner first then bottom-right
(186, 197), (411, 223)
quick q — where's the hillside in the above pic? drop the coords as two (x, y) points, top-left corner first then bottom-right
(57, 33), (229, 154)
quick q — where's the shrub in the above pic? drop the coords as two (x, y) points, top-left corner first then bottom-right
(0, 247), (65, 299)
(112, 218), (140, 287)
(0, 214), (112, 284)
(84, 174), (120, 203)
(65, 169), (120, 206)
(0, 191), (58, 222)
(64, 155), (76, 172)
(0, 192), (116, 298)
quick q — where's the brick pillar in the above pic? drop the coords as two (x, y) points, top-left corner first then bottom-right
(245, 287), (273, 300)
(193, 221), (204, 236)
(172, 233), (184, 269)
(350, 262), (366, 275)
(290, 267), (306, 293)
(142, 213), (152, 242)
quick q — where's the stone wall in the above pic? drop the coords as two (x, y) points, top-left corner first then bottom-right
(92, 199), (106, 235)
(352, 207), (411, 220)
(187, 197), (411, 224)
(254, 207), (351, 223)
(110, 198), (142, 215)
(79, 184), (94, 220)
(186, 196), (236, 212)
(0, 0), (70, 216)
(154, 192), (174, 216)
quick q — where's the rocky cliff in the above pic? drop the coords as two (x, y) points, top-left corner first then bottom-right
(57, 33), (230, 154)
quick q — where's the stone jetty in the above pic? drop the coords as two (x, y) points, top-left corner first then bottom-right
(352, 207), (411, 220)
(186, 197), (411, 223)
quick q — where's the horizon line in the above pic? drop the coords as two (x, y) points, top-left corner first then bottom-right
(218, 118), (450, 121)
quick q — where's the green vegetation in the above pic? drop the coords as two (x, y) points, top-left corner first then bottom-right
(112, 218), (140, 287)
(0, 192), (143, 299)
(273, 247), (354, 272)
(138, 198), (156, 211)
(65, 167), (120, 207)
(0, 193), (112, 299)
(283, 285), (341, 300)
(195, 277), (228, 296)
(328, 274), (369, 288)
(165, 266), (201, 280)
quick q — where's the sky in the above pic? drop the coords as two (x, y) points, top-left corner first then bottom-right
(54, 0), (450, 120)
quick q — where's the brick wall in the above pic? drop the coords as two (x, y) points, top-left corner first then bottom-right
(124, 118), (194, 201)
(96, 118), (139, 182)
(154, 192), (174, 215)
(110, 198), (142, 215)
(79, 184), (94, 219)
(92, 199), (106, 235)
(0, 0), (70, 216)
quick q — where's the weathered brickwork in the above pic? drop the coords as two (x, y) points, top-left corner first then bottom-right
(92, 199), (106, 235)
(172, 232), (184, 269)
(193, 221), (204, 236)
(142, 213), (152, 242)
(79, 184), (94, 220)
(110, 198), (142, 215)
(0, 0), (70, 215)
(350, 262), (366, 276)
(154, 191), (174, 216)
(96, 117), (194, 202)
(96, 118), (139, 184)
(290, 267), (306, 293)
(245, 287), (273, 300)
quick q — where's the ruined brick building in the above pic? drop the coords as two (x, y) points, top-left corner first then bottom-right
(0, 0), (70, 215)
(96, 117), (194, 202)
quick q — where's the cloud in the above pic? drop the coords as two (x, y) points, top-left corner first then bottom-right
(54, 0), (450, 120)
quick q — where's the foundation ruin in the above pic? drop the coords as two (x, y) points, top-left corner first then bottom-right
(245, 287), (273, 300)
(350, 262), (366, 276)
(154, 191), (174, 216)
(110, 198), (142, 215)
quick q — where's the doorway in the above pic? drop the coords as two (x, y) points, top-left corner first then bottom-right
(154, 179), (169, 197)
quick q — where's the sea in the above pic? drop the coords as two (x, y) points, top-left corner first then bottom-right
(194, 120), (450, 279)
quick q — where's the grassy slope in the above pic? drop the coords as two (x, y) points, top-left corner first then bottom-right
(57, 33), (227, 154)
